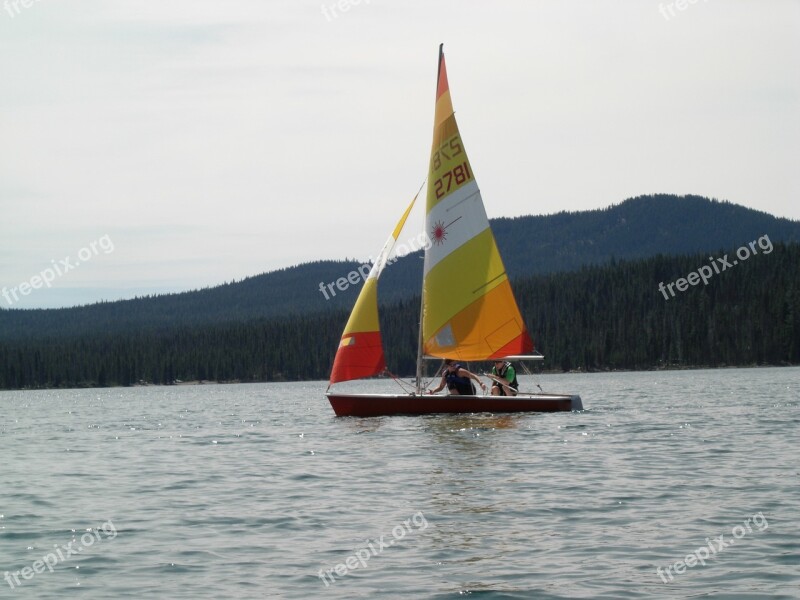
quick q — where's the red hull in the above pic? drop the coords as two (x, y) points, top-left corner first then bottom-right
(326, 392), (582, 417)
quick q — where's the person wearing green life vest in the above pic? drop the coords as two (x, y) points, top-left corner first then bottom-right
(490, 359), (518, 396)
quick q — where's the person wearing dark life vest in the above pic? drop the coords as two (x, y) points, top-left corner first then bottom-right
(428, 359), (487, 395)
(489, 359), (518, 396)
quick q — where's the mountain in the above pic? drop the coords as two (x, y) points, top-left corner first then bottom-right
(2, 194), (799, 342)
(493, 194), (800, 275)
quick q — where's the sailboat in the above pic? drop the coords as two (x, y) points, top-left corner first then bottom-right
(326, 45), (583, 417)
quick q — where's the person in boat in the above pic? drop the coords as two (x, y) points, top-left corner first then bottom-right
(429, 359), (487, 395)
(489, 359), (518, 396)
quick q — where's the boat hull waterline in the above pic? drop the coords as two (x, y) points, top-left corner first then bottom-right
(327, 392), (583, 417)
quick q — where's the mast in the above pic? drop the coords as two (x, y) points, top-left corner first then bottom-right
(414, 292), (424, 394)
(415, 44), (446, 395)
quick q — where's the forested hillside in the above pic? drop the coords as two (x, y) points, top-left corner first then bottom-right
(2, 243), (797, 389)
(494, 194), (800, 275)
(2, 194), (799, 341)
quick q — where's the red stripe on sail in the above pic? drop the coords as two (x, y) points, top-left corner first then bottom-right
(490, 331), (534, 359)
(436, 44), (449, 99)
(329, 331), (386, 385)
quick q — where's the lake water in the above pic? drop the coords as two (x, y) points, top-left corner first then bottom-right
(0, 368), (798, 599)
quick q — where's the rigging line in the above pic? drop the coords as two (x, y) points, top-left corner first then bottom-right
(518, 361), (544, 392)
(385, 368), (416, 394)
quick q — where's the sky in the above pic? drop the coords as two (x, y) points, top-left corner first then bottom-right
(1, 0), (798, 309)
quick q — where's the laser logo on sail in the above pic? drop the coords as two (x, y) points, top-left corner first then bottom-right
(431, 220), (448, 245)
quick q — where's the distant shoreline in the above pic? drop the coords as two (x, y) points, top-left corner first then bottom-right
(2, 363), (796, 392)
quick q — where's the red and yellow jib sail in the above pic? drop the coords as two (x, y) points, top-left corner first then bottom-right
(422, 44), (533, 360)
(328, 194), (418, 385)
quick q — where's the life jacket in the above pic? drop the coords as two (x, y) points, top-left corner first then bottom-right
(493, 361), (518, 395)
(445, 363), (476, 395)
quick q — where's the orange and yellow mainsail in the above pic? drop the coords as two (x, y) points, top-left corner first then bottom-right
(422, 45), (533, 360)
(328, 194), (418, 385)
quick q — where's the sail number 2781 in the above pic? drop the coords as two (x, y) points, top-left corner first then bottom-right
(432, 136), (472, 199)
(433, 161), (472, 199)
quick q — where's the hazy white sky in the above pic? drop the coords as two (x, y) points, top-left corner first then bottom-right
(1, 0), (798, 309)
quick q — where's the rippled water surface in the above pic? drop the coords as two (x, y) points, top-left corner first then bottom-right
(1, 368), (798, 598)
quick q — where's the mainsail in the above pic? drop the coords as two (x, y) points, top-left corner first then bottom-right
(422, 45), (534, 360)
(328, 193), (419, 385)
